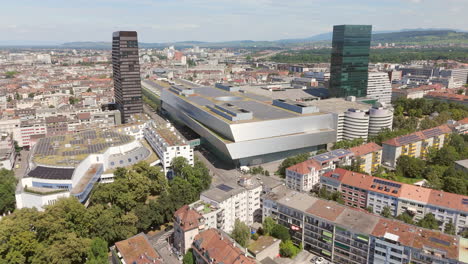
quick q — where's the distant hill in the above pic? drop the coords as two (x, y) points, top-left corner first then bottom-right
(49, 29), (468, 49)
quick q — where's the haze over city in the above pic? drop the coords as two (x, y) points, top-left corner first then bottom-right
(0, 1), (467, 264)
(1, 0), (468, 43)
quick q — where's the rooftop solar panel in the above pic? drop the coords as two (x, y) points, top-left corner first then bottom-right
(216, 184), (233, 192)
(373, 179), (401, 188)
(429, 237), (450, 247)
(463, 199), (468, 205)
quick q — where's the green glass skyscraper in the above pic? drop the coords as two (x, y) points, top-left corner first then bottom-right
(329, 25), (372, 98)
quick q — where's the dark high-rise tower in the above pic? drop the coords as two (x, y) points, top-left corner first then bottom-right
(112, 31), (143, 123)
(329, 25), (372, 98)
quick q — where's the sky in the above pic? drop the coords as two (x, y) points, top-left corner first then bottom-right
(1, 0), (467, 44)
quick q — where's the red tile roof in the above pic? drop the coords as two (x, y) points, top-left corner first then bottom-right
(286, 159), (322, 175)
(115, 233), (162, 264)
(382, 124), (452, 147)
(193, 229), (256, 264)
(325, 169), (468, 212)
(174, 205), (203, 231)
(349, 142), (382, 156)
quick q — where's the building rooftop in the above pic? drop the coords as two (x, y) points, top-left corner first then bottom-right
(193, 229), (256, 264)
(306, 97), (371, 114)
(248, 236), (280, 256)
(349, 142), (382, 156)
(306, 199), (345, 222)
(27, 166), (75, 180)
(278, 191), (319, 213)
(201, 180), (260, 203)
(166, 84), (326, 124)
(325, 168), (468, 212)
(287, 159), (322, 175)
(114, 233), (162, 264)
(174, 205), (203, 231)
(32, 129), (133, 166)
(455, 159), (468, 170)
(335, 208), (380, 235)
(382, 124), (452, 147)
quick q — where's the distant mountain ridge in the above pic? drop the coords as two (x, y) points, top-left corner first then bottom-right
(4, 29), (467, 48)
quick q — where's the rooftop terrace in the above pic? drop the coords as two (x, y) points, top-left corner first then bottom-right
(33, 129), (133, 166)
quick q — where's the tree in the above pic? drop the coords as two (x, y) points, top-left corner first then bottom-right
(396, 212), (414, 225)
(417, 213), (439, 230)
(277, 153), (309, 177)
(279, 240), (300, 258)
(263, 217), (275, 236)
(271, 224), (290, 242)
(183, 249), (195, 264)
(444, 221), (456, 235)
(28, 93), (35, 98)
(332, 138), (364, 150)
(396, 155), (425, 178)
(86, 238), (108, 264)
(69, 97), (80, 105)
(171, 157), (190, 178)
(431, 146), (460, 166)
(44, 232), (91, 264)
(0, 169), (16, 215)
(381, 206), (392, 218)
(86, 88), (92, 93)
(419, 117), (438, 130)
(5, 71), (19, 79)
(442, 177), (467, 195)
(231, 219), (250, 247)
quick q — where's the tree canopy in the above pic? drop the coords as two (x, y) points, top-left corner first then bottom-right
(0, 160), (212, 263)
(0, 169), (16, 215)
(277, 153), (309, 178)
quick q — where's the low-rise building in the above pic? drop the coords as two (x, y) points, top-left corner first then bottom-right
(191, 229), (256, 264)
(111, 233), (162, 264)
(247, 236), (281, 261)
(382, 124), (452, 168)
(349, 142), (382, 174)
(173, 204), (205, 255)
(285, 159), (322, 192)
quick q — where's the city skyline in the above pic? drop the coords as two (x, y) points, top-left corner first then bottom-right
(1, 0), (468, 44)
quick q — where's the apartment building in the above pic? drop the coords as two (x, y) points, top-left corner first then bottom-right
(382, 124), (452, 168)
(173, 205), (205, 255)
(266, 191), (466, 264)
(321, 168), (468, 233)
(191, 229), (256, 264)
(143, 119), (194, 175)
(0, 133), (15, 170)
(285, 159), (322, 192)
(367, 72), (392, 104)
(200, 177), (262, 233)
(349, 142), (382, 174)
(285, 149), (353, 192)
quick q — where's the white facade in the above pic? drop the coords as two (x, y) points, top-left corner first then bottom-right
(369, 106), (393, 136)
(143, 120), (194, 174)
(16, 136), (150, 211)
(367, 72), (392, 104)
(200, 178), (261, 233)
